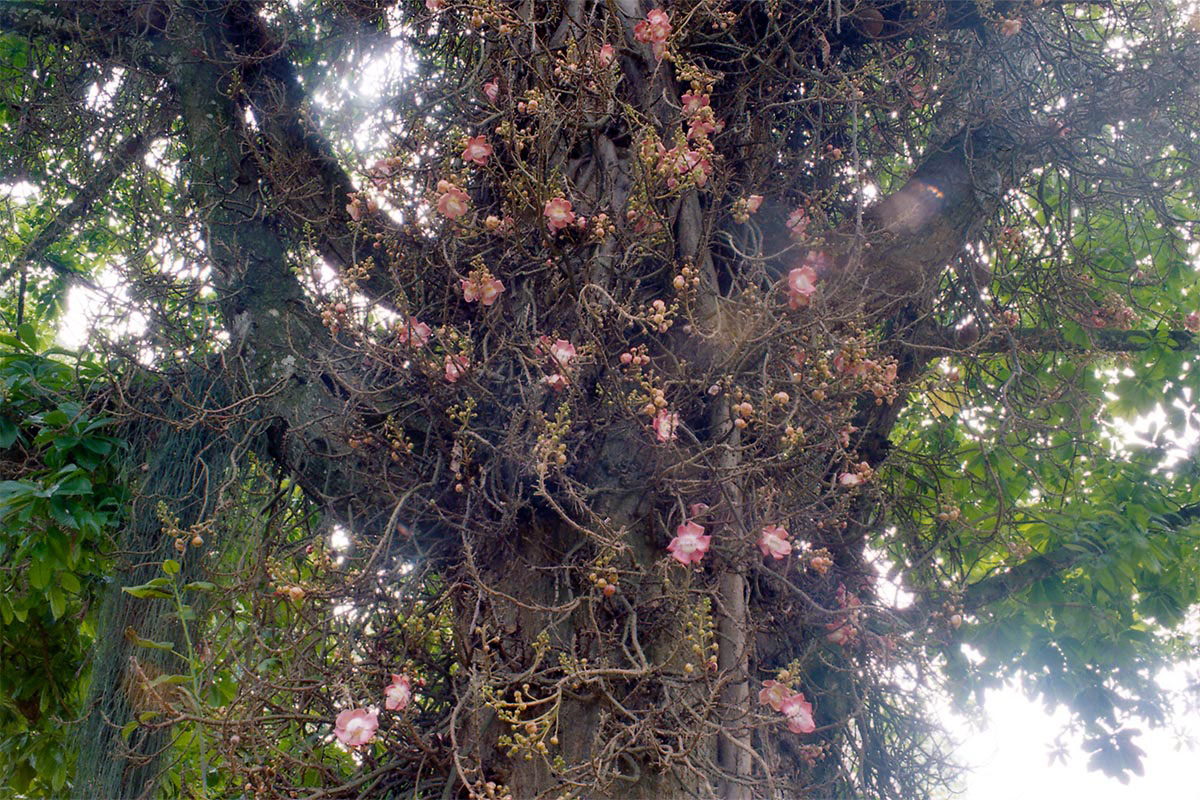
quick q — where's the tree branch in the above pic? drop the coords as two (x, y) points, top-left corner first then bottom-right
(961, 501), (1200, 614)
(0, 104), (170, 289)
(908, 325), (1198, 355)
(214, 3), (410, 305)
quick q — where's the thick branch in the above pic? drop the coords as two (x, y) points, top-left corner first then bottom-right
(0, 105), (169, 288)
(962, 501), (1200, 613)
(163, 5), (395, 529)
(215, 4), (410, 305)
(910, 325), (1198, 355)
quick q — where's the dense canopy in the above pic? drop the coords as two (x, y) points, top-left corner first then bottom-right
(1, 1), (1199, 798)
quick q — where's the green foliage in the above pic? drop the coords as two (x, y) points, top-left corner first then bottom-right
(0, 331), (126, 798)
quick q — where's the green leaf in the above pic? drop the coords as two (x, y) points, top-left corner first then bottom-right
(28, 559), (50, 591)
(58, 571), (81, 594)
(121, 586), (172, 599)
(182, 581), (217, 592)
(0, 417), (17, 448)
(48, 586), (65, 620)
(148, 674), (192, 688)
(16, 322), (37, 349)
(52, 475), (92, 496)
(162, 558), (180, 576)
(125, 630), (175, 651)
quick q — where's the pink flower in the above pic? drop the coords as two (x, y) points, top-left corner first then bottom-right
(1000, 18), (1022, 37)
(1186, 311), (1200, 332)
(445, 354), (469, 383)
(367, 158), (398, 189)
(785, 265), (818, 309)
(653, 409), (679, 443)
(461, 276), (505, 306)
(758, 524), (792, 560)
(543, 373), (568, 392)
(758, 680), (791, 711)
(667, 521), (710, 565)
(682, 150), (711, 186)
(479, 277), (505, 305)
(346, 196), (364, 221)
(426, 0), (443, 11)
(549, 339), (576, 366)
(825, 622), (855, 646)
(687, 115), (718, 140)
(746, 195), (763, 214)
(832, 351), (866, 377)
(681, 92), (710, 115)
(334, 708), (379, 747)
(786, 208), (809, 238)
(838, 472), (863, 487)
(544, 197), (575, 231)
(396, 318), (431, 347)
(436, 180), (470, 219)
(385, 674), (412, 711)
(462, 136), (493, 166)
(482, 79), (500, 104)
(780, 692), (816, 734)
(598, 43), (615, 66)
(634, 9), (671, 61)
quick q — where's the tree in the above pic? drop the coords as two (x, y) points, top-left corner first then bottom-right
(1, 0), (1199, 797)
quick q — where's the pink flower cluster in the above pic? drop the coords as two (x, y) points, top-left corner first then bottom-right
(460, 271), (505, 306)
(346, 193), (377, 222)
(786, 207), (809, 239)
(825, 584), (863, 646)
(396, 318), (431, 347)
(759, 681), (816, 734)
(658, 141), (713, 190)
(367, 157), (402, 189)
(783, 251), (828, 309)
(832, 350), (899, 402)
(680, 92), (722, 141)
(334, 674), (415, 749)
(634, 9), (671, 62)
(540, 337), (577, 391)
(837, 461), (872, 488)
(786, 266), (817, 310)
